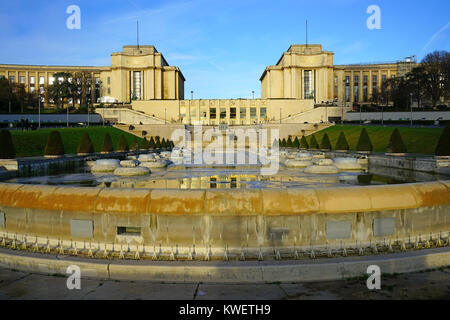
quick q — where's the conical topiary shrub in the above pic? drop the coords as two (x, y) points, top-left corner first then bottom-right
(130, 137), (140, 151)
(161, 138), (167, 150)
(309, 135), (319, 150)
(293, 136), (300, 148)
(155, 137), (162, 149)
(0, 130), (15, 159)
(149, 137), (156, 150)
(281, 138), (287, 148)
(142, 137), (149, 150)
(335, 132), (349, 151)
(286, 137), (293, 148)
(102, 133), (114, 153)
(117, 135), (129, 152)
(356, 128), (373, 152)
(320, 133), (332, 151)
(77, 132), (94, 155)
(300, 136), (309, 150)
(44, 130), (64, 156)
(435, 124), (450, 156)
(386, 128), (407, 154)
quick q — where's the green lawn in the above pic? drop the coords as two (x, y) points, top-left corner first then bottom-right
(10, 127), (144, 158)
(306, 125), (444, 155)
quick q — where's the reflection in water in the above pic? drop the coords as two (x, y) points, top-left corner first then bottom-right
(4, 164), (439, 190)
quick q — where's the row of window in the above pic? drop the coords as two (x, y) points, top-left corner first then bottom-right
(4, 75), (101, 85)
(182, 107), (267, 120)
(341, 74), (394, 102)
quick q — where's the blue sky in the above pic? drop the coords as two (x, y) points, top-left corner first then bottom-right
(0, 0), (449, 99)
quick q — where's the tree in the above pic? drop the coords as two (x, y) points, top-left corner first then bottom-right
(299, 136), (309, 149)
(149, 137), (156, 149)
(435, 123), (450, 156)
(320, 133), (332, 150)
(155, 137), (162, 149)
(77, 132), (94, 154)
(293, 136), (300, 148)
(286, 136), (293, 148)
(142, 137), (149, 150)
(102, 133), (114, 153)
(421, 51), (450, 108)
(309, 135), (319, 150)
(335, 132), (350, 151)
(407, 66), (427, 109)
(387, 128), (407, 154)
(44, 131), (65, 156)
(356, 128), (373, 152)
(0, 130), (15, 159)
(117, 135), (129, 152)
(131, 136), (140, 151)
(0, 78), (13, 113)
(47, 72), (74, 110)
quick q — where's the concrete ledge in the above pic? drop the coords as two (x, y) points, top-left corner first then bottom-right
(1, 180), (449, 216)
(0, 247), (448, 283)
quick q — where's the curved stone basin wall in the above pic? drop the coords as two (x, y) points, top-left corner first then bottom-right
(0, 181), (449, 259)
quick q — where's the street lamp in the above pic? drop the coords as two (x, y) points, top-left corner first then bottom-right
(252, 91), (255, 99)
(38, 93), (41, 129)
(191, 91), (194, 100)
(410, 92), (413, 127)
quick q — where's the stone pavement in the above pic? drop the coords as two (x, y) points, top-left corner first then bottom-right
(0, 266), (449, 300)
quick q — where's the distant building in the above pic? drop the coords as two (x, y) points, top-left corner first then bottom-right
(0, 44), (415, 124)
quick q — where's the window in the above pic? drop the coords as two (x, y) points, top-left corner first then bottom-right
(39, 76), (44, 85)
(345, 76), (350, 102)
(304, 70), (313, 99)
(49, 77), (55, 85)
(250, 107), (257, 119)
(220, 108), (226, 119)
(40, 86), (44, 94)
(107, 88), (111, 94)
(363, 75), (368, 102)
(190, 106), (197, 120)
(260, 107), (267, 120)
(240, 107), (247, 119)
(9, 76), (15, 83)
(19, 76), (25, 84)
(200, 107), (207, 120)
(117, 226), (141, 236)
(372, 75), (377, 94)
(180, 107), (187, 122)
(334, 76), (338, 99)
(30, 86), (35, 93)
(133, 71), (141, 100)
(107, 77), (110, 85)
(230, 107), (236, 119)
(30, 76), (35, 84)
(354, 75), (359, 102)
(381, 75), (387, 94)
(209, 107), (216, 119)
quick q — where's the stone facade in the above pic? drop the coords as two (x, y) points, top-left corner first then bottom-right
(0, 44), (413, 125)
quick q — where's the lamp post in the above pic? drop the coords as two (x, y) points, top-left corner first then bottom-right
(191, 91), (193, 100)
(87, 102), (90, 127)
(38, 94), (41, 129)
(252, 91), (255, 99)
(410, 92), (413, 127)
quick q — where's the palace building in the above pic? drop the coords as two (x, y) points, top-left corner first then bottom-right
(0, 44), (416, 125)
